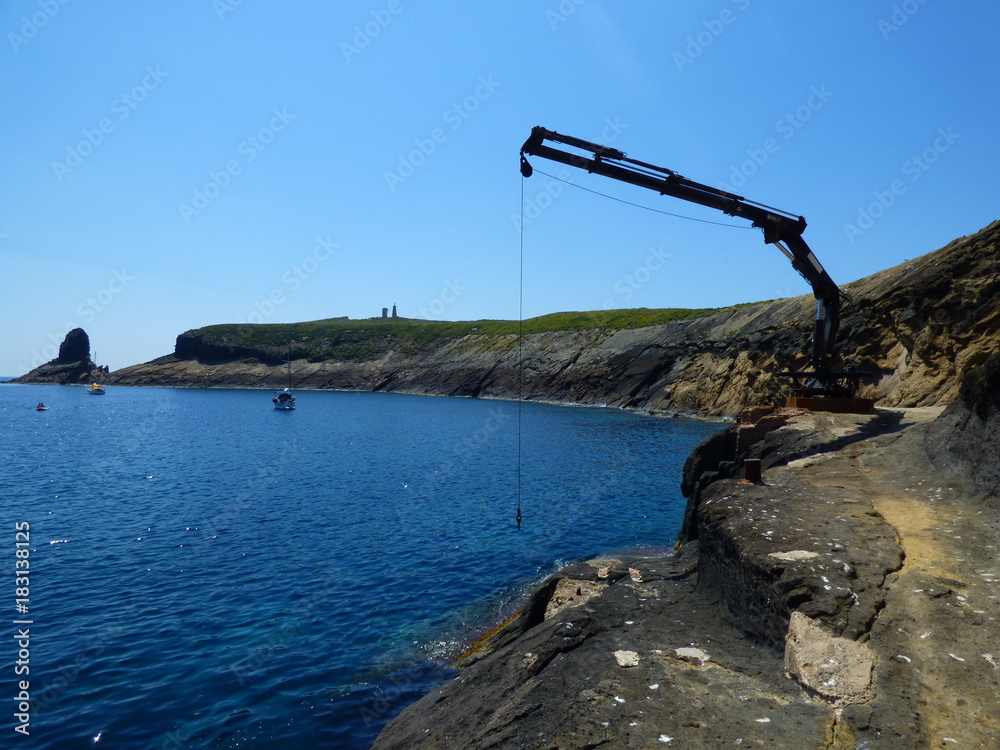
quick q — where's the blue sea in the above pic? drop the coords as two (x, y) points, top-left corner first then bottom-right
(1, 385), (719, 749)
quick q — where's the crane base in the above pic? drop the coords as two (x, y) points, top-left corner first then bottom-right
(777, 371), (875, 413)
(786, 393), (876, 414)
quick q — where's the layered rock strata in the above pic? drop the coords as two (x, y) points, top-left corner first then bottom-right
(372, 404), (1000, 749)
(105, 221), (1000, 418)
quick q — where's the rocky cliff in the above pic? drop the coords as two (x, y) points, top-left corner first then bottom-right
(10, 328), (104, 384)
(105, 220), (1000, 417)
(366, 218), (1000, 749)
(372, 398), (1000, 749)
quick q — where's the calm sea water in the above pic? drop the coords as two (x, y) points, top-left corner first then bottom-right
(1, 385), (718, 749)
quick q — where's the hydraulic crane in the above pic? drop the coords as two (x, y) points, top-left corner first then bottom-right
(519, 126), (862, 398)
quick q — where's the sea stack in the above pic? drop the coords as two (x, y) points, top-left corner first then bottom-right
(58, 327), (90, 363)
(11, 328), (102, 384)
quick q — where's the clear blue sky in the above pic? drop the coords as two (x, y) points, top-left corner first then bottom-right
(2, 0), (998, 374)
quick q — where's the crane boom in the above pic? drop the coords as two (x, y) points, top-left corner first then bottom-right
(519, 126), (844, 380)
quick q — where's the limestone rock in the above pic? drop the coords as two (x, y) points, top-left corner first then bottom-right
(543, 578), (606, 620)
(784, 611), (874, 705)
(613, 650), (639, 667)
(769, 550), (821, 561)
(674, 646), (710, 665)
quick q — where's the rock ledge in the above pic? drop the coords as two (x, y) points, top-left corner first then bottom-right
(372, 406), (1000, 749)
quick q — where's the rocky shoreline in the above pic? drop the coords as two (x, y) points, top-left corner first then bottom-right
(67, 220), (999, 419)
(9, 327), (105, 385)
(370, 366), (1000, 748)
(10, 220), (999, 747)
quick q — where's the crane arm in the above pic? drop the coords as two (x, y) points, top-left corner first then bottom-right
(519, 126), (842, 375)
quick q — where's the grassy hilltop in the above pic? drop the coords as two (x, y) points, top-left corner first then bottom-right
(183, 307), (734, 363)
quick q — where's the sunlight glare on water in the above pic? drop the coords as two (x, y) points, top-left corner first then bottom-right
(1, 385), (719, 749)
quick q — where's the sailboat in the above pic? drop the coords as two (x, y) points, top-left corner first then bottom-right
(272, 338), (296, 411)
(87, 351), (106, 394)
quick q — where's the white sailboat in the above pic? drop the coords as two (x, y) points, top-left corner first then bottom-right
(272, 339), (296, 410)
(87, 351), (106, 394)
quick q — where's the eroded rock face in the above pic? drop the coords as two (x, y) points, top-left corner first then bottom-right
(784, 611), (874, 706)
(370, 552), (836, 750)
(12, 328), (96, 384)
(543, 579), (606, 620)
(57, 328), (90, 362)
(373, 407), (1000, 749)
(926, 351), (1000, 500)
(107, 221), (1000, 417)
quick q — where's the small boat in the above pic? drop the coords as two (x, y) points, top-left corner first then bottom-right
(87, 353), (106, 394)
(272, 337), (296, 410)
(36, 403), (49, 411)
(273, 388), (296, 410)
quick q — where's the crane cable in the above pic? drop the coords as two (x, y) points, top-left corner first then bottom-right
(516, 174), (525, 531)
(513, 163), (747, 531)
(530, 167), (757, 231)
(514, 161), (755, 530)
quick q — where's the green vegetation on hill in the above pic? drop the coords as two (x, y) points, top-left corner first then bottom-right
(187, 306), (746, 363)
